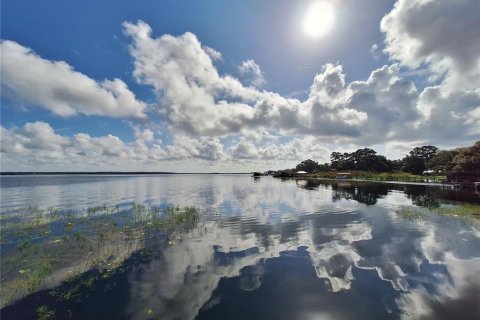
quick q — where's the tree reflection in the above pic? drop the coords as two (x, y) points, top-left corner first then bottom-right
(295, 180), (389, 205)
(293, 179), (479, 207)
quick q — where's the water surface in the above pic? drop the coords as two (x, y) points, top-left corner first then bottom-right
(1, 174), (479, 320)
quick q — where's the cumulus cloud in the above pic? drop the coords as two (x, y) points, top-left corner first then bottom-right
(0, 121), (339, 171)
(0, 121), (68, 158)
(203, 45), (222, 61)
(133, 126), (154, 142)
(0, 40), (147, 118)
(2, 0), (480, 169)
(238, 59), (266, 87)
(122, 20), (367, 138)
(0, 122), (232, 167)
(381, 0), (480, 90)
(229, 134), (331, 162)
(122, 19), (479, 148)
(415, 86), (480, 142)
(379, 0), (480, 145)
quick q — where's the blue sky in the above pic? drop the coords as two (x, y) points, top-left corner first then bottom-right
(1, 0), (479, 171)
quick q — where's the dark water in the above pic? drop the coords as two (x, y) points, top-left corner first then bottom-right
(1, 175), (479, 320)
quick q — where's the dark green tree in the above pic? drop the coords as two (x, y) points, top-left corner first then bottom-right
(295, 159), (320, 173)
(330, 152), (346, 170)
(426, 150), (459, 172)
(402, 145), (439, 174)
(410, 145), (439, 163)
(317, 163), (331, 172)
(453, 141), (480, 172)
(388, 159), (403, 171)
(402, 155), (426, 174)
(350, 148), (392, 171)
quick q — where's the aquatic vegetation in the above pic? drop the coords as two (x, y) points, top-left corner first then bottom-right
(396, 203), (480, 223)
(0, 203), (200, 307)
(436, 203), (480, 220)
(36, 305), (55, 320)
(395, 206), (429, 221)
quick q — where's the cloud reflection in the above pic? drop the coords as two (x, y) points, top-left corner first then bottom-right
(2, 175), (479, 319)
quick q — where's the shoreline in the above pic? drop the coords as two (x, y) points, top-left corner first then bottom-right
(275, 176), (454, 187)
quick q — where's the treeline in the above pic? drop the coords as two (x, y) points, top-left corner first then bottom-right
(293, 141), (479, 174)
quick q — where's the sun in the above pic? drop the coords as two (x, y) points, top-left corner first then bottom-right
(303, 1), (335, 38)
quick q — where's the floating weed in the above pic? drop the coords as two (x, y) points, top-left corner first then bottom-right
(73, 231), (86, 248)
(435, 203), (480, 221)
(87, 204), (107, 215)
(18, 236), (32, 251)
(395, 206), (428, 221)
(1, 202), (200, 308)
(36, 305), (55, 320)
(59, 275), (96, 302)
(26, 256), (56, 293)
(396, 203), (480, 224)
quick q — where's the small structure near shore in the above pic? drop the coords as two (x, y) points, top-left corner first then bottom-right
(296, 171), (308, 176)
(336, 173), (352, 180)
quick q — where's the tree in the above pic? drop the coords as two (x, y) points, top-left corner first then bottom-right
(317, 163), (331, 172)
(388, 159), (403, 171)
(402, 155), (426, 174)
(453, 141), (480, 172)
(402, 145), (439, 174)
(350, 148), (377, 171)
(295, 159), (320, 173)
(426, 150), (459, 172)
(349, 148), (392, 172)
(410, 145), (439, 163)
(330, 152), (346, 170)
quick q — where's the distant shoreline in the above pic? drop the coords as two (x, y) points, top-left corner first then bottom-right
(0, 172), (251, 175)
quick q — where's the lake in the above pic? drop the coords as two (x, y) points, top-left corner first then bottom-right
(1, 174), (479, 320)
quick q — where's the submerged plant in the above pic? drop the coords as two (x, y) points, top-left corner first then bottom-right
(0, 203), (201, 308)
(395, 206), (428, 221)
(396, 203), (480, 223)
(36, 305), (55, 320)
(436, 203), (480, 220)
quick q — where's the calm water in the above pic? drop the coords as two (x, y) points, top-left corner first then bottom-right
(1, 174), (479, 320)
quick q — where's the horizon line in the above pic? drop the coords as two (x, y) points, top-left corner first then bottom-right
(0, 171), (253, 175)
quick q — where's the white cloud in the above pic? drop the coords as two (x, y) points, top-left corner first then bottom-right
(121, 20), (479, 149)
(370, 43), (380, 60)
(202, 45), (222, 61)
(238, 59), (266, 87)
(0, 121), (68, 158)
(381, 0), (480, 91)
(0, 40), (147, 118)
(379, 0), (480, 146)
(122, 20), (367, 138)
(2, 0), (480, 171)
(0, 122), (231, 170)
(133, 126), (154, 142)
(229, 140), (259, 160)
(0, 122), (337, 171)
(415, 86), (480, 142)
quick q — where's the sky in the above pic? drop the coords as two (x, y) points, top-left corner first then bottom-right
(1, 0), (479, 172)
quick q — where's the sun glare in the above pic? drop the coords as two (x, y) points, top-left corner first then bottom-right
(303, 1), (335, 38)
